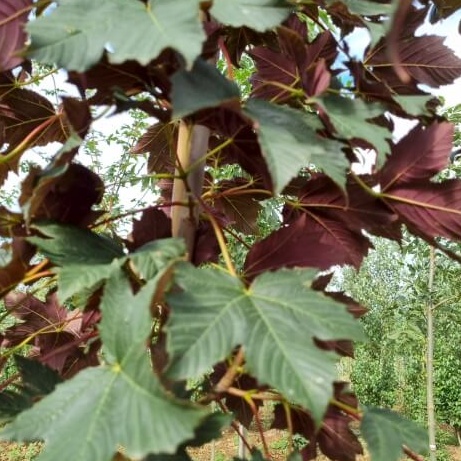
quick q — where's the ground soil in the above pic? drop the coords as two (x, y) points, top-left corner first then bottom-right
(186, 428), (461, 461)
(1, 431), (461, 460)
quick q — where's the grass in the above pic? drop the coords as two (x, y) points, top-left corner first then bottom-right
(0, 442), (41, 461)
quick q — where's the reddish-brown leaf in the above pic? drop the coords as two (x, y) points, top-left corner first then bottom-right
(244, 213), (370, 280)
(375, 121), (461, 244)
(250, 28), (335, 102)
(366, 31), (461, 90)
(19, 163), (104, 227)
(326, 2), (365, 37)
(312, 273), (368, 320)
(294, 173), (399, 240)
(130, 122), (177, 174)
(2, 291), (99, 377)
(382, 181), (461, 244)
(0, 73), (66, 149)
(67, 50), (179, 117)
(0, 238), (35, 295)
(125, 207), (172, 252)
(210, 363), (263, 428)
(199, 106), (273, 190)
(0, 76), (91, 186)
(222, 26), (277, 67)
(192, 220), (220, 266)
(67, 58), (152, 105)
(272, 383), (362, 461)
(0, 0), (32, 72)
(208, 178), (266, 235)
(379, 122), (454, 187)
(60, 97), (92, 139)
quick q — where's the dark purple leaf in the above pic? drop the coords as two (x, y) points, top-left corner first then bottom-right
(0, 0), (32, 72)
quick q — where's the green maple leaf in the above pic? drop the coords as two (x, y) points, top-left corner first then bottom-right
(361, 407), (428, 461)
(0, 272), (206, 461)
(211, 0), (291, 32)
(28, 222), (185, 303)
(244, 99), (348, 194)
(26, 0), (205, 71)
(171, 59), (240, 118)
(166, 264), (364, 423)
(316, 95), (392, 166)
(28, 223), (124, 303)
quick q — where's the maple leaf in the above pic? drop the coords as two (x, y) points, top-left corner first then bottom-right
(126, 207), (172, 252)
(0, 0), (32, 72)
(379, 122), (453, 186)
(0, 74), (89, 186)
(244, 213), (370, 279)
(0, 238), (35, 296)
(198, 106), (273, 190)
(316, 95), (392, 166)
(1, 274), (206, 461)
(27, 0), (206, 71)
(210, 363), (263, 428)
(295, 174), (400, 240)
(207, 178), (267, 235)
(243, 172), (400, 279)
(361, 407), (428, 461)
(365, 5), (461, 92)
(131, 122), (176, 174)
(377, 122), (461, 244)
(0, 72), (72, 148)
(0, 356), (62, 423)
(272, 383), (363, 461)
(211, 0), (291, 32)
(68, 57), (152, 104)
(167, 264), (364, 423)
(222, 26), (277, 67)
(20, 158), (104, 227)
(250, 29), (335, 102)
(171, 58), (240, 118)
(2, 292), (99, 376)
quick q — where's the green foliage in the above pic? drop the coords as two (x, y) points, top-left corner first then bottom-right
(244, 100), (347, 193)
(27, 0), (205, 70)
(167, 265), (363, 423)
(316, 96), (391, 166)
(210, 0), (291, 31)
(171, 59), (240, 118)
(1, 268), (205, 461)
(361, 407), (428, 461)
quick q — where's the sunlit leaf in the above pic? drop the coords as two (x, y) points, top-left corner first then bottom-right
(316, 95), (391, 166)
(1, 272), (205, 461)
(27, 0), (205, 71)
(244, 99), (348, 193)
(361, 407), (428, 461)
(211, 0), (291, 32)
(167, 264), (364, 423)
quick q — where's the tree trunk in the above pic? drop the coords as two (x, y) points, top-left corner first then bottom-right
(171, 121), (209, 256)
(238, 423), (248, 460)
(427, 246), (437, 461)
